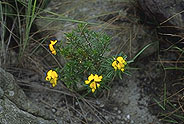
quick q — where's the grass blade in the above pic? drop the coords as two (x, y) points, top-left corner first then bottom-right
(153, 98), (165, 110)
(128, 43), (152, 63)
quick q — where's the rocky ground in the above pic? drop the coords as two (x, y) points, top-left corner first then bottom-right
(1, 0), (184, 124)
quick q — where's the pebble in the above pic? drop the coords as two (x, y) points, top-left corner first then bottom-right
(131, 120), (134, 123)
(118, 110), (121, 114)
(96, 100), (100, 105)
(113, 107), (118, 111)
(126, 114), (130, 120)
(9, 91), (14, 96)
(55, 111), (61, 116)
(117, 115), (121, 119)
(116, 120), (121, 123)
(112, 93), (116, 97)
(52, 108), (56, 113)
(39, 120), (45, 124)
(112, 116), (115, 120)
(100, 104), (104, 108)
(75, 102), (79, 106)
(87, 117), (93, 122)
(122, 97), (129, 105)
(104, 115), (109, 120)
(121, 121), (125, 124)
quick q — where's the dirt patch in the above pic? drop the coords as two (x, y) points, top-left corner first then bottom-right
(13, 63), (162, 124)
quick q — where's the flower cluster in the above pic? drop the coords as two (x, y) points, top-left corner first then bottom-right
(45, 70), (58, 87)
(85, 74), (102, 93)
(49, 40), (57, 55)
(112, 56), (127, 72)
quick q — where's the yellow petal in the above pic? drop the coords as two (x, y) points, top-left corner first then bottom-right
(94, 74), (102, 82)
(112, 61), (118, 70)
(46, 70), (53, 81)
(117, 56), (125, 64)
(90, 81), (96, 90)
(88, 74), (94, 82)
(45, 76), (50, 81)
(97, 83), (100, 88)
(91, 88), (95, 93)
(49, 44), (57, 55)
(113, 66), (117, 70)
(49, 44), (54, 51)
(47, 70), (53, 76)
(52, 81), (56, 87)
(53, 78), (58, 87)
(50, 40), (57, 45)
(51, 71), (58, 78)
(85, 80), (90, 84)
(52, 50), (56, 55)
(112, 61), (117, 67)
(121, 68), (125, 72)
(117, 63), (123, 70)
(99, 75), (102, 80)
(50, 78), (57, 87)
(50, 78), (54, 85)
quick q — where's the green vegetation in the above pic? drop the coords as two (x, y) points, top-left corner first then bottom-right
(46, 24), (129, 95)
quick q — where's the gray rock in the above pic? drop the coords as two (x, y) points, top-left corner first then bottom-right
(138, 0), (184, 42)
(0, 98), (55, 124)
(36, 0), (157, 60)
(138, 0), (184, 26)
(0, 68), (58, 124)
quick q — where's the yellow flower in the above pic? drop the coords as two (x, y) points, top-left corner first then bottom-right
(94, 74), (102, 82)
(45, 70), (58, 87)
(117, 56), (127, 65)
(112, 56), (127, 72)
(112, 61), (118, 70)
(49, 44), (56, 55)
(85, 74), (94, 84)
(50, 40), (57, 45)
(48, 78), (57, 87)
(117, 62), (124, 70)
(49, 40), (57, 55)
(85, 74), (102, 93)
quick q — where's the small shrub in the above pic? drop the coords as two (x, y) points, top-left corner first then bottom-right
(46, 24), (130, 95)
